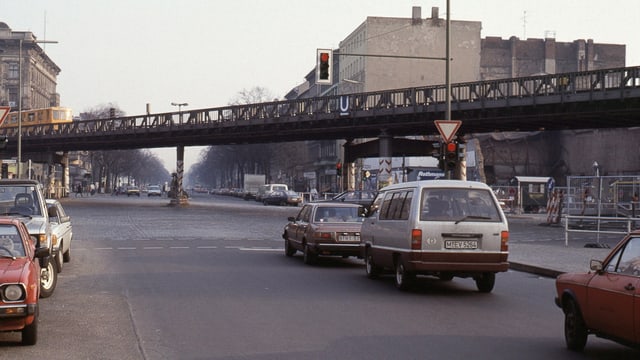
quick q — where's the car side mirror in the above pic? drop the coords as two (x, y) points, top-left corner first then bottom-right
(34, 246), (49, 259)
(287, 216), (296, 222)
(590, 259), (603, 273)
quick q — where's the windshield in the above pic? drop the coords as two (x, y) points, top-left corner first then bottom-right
(420, 188), (501, 222)
(0, 185), (42, 216)
(314, 206), (364, 223)
(0, 224), (25, 257)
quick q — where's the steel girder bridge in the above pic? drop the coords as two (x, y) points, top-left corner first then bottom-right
(2, 65), (640, 202)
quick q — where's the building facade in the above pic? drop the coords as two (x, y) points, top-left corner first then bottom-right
(0, 22), (61, 111)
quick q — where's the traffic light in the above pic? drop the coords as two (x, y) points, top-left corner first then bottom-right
(109, 108), (116, 118)
(0, 136), (7, 150)
(317, 49), (332, 85)
(445, 142), (458, 169)
(336, 162), (342, 176)
(1, 163), (7, 179)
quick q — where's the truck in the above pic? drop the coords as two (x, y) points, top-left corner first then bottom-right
(243, 174), (266, 200)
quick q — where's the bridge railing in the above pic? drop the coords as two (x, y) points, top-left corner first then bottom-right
(5, 66), (640, 138)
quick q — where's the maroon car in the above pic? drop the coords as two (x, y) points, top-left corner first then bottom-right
(0, 217), (48, 345)
(283, 202), (365, 264)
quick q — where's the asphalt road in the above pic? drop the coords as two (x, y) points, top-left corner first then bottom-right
(0, 194), (638, 359)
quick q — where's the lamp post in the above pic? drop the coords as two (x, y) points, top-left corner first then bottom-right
(170, 102), (188, 112)
(17, 38), (58, 178)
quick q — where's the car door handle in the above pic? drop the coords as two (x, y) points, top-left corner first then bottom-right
(624, 283), (636, 291)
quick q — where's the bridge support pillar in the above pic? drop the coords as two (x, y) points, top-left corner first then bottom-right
(378, 131), (393, 189)
(169, 145), (189, 206)
(62, 152), (69, 197)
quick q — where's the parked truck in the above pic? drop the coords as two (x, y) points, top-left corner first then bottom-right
(243, 174), (266, 200)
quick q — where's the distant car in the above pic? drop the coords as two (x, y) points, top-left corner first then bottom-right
(0, 217), (49, 345)
(329, 190), (377, 213)
(282, 202), (365, 264)
(284, 190), (302, 206)
(46, 199), (73, 272)
(147, 185), (162, 197)
(263, 190), (289, 206)
(126, 186), (141, 197)
(555, 231), (640, 352)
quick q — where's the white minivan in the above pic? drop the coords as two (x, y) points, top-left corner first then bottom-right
(360, 180), (509, 293)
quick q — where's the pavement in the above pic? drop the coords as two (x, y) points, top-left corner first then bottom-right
(506, 213), (623, 278)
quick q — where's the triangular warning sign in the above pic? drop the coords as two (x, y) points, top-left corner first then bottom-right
(0, 106), (9, 127)
(434, 120), (461, 143)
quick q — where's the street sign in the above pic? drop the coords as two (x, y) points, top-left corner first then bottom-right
(0, 106), (9, 127)
(434, 120), (462, 143)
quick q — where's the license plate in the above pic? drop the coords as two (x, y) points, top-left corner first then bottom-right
(338, 235), (359, 242)
(445, 240), (478, 249)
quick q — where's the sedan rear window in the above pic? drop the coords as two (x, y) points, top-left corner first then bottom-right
(420, 188), (502, 222)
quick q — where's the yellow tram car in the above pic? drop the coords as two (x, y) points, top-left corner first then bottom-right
(2, 107), (73, 130)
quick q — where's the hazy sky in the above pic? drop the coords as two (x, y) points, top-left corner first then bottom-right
(2, 0), (638, 171)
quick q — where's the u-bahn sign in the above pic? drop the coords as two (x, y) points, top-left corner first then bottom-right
(434, 120), (461, 143)
(0, 106), (9, 127)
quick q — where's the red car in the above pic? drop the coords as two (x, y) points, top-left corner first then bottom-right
(555, 231), (640, 351)
(0, 217), (48, 345)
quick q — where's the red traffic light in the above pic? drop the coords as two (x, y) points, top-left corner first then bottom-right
(317, 49), (333, 84)
(446, 142), (457, 152)
(336, 163), (342, 169)
(320, 52), (330, 63)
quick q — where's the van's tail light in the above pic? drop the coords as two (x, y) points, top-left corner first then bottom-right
(411, 229), (422, 250)
(501, 231), (509, 251)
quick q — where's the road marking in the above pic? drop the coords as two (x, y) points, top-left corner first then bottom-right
(239, 247), (281, 252)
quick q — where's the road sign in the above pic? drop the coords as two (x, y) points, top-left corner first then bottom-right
(434, 120), (461, 143)
(0, 106), (9, 127)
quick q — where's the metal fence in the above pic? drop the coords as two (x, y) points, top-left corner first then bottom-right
(564, 175), (640, 245)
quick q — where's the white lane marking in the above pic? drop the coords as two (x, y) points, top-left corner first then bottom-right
(239, 247), (282, 251)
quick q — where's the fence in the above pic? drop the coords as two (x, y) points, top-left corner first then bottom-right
(564, 175), (640, 245)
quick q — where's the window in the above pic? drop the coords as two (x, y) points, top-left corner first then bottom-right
(7, 63), (19, 79)
(379, 190), (412, 220)
(420, 188), (501, 221)
(608, 237), (640, 275)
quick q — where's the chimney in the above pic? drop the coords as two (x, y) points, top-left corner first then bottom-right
(412, 6), (422, 25)
(431, 6), (440, 19)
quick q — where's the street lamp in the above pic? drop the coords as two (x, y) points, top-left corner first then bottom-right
(17, 38), (58, 178)
(170, 102), (188, 112)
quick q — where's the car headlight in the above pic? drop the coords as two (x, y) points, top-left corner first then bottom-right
(2, 284), (26, 302)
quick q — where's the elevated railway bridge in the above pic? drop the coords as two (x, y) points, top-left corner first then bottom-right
(3, 66), (640, 197)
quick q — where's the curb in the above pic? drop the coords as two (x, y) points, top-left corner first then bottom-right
(509, 261), (563, 278)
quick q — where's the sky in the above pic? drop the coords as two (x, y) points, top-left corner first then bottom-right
(2, 0), (639, 172)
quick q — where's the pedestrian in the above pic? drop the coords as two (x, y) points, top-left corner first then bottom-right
(75, 184), (82, 198)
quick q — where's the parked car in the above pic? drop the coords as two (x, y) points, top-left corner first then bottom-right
(555, 232), (640, 351)
(282, 202), (365, 264)
(147, 185), (162, 197)
(360, 180), (509, 292)
(0, 179), (57, 298)
(284, 190), (302, 206)
(46, 199), (73, 272)
(330, 190), (377, 207)
(126, 186), (141, 197)
(0, 217), (49, 345)
(263, 190), (289, 206)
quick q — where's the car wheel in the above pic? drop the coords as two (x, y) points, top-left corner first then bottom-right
(55, 246), (63, 273)
(394, 259), (413, 291)
(475, 272), (495, 293)
(284, 239), (296, 257)
(21, 309), (38, 346)
(564, 298), (588, 351)
(365, 249), (380, 279)
(39, 259), (58, 298)
(303, 243), (316, 265)
(63, 246), (71, 263)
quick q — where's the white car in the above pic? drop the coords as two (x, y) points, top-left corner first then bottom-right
(147, 185), (162, 197)
(46, 199), (73, 273)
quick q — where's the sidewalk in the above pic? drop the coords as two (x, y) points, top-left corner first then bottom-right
(507, 214), (621, 277)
